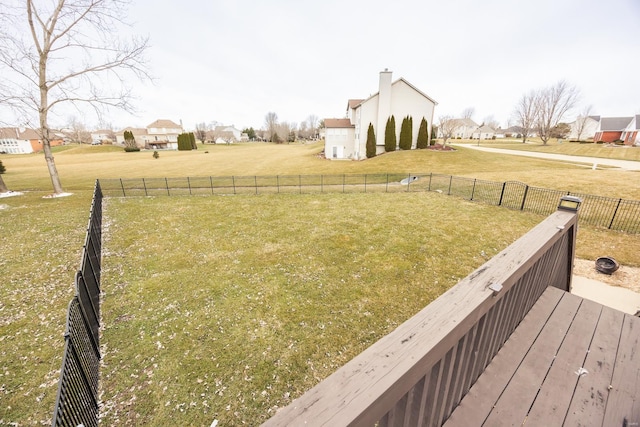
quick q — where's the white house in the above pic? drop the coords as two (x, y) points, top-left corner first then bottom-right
(212, 125), (248, 143)
(453, 118), (479, 139)
(116, 119), (183, 149)
(568, 115), (600, 141)
(0, 128), (35, 154)
(472, 125), (496, 140)
(325, 70), (437, 160)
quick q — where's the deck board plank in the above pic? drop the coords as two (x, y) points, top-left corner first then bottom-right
(443, 287), (563, 426)
(524, 297), (603, 425)
(601, 314), (640, 427)
(562, 305), (624, 426)
(482, 291), (582, 426)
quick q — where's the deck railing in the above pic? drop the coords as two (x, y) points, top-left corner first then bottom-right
(262, 203), (579, 426)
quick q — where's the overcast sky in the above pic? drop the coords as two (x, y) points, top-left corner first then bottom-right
(20, 0), (640, 131)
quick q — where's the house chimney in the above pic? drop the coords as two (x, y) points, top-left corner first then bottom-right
(376, 69), (393, 148)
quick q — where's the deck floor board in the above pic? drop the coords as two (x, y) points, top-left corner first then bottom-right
(444, 286), (640, 427)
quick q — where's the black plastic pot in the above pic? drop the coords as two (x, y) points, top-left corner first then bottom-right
(595, 257), (619, 275)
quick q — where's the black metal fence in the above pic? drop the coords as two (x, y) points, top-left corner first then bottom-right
(99, 174), (640, 233)
(51, 181), (103, 427)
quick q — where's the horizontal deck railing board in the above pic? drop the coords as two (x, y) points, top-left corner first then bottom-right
(263, 210), (577, 426)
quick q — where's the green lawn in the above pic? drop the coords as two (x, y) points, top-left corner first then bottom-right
(0, 141), (638, 425)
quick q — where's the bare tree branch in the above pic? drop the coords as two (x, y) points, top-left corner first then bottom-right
(0, 0), (151, 194)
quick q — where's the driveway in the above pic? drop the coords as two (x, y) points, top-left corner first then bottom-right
(457, 144), (640, 171)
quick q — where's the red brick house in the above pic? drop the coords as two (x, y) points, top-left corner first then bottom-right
(593, 116), (640, 145)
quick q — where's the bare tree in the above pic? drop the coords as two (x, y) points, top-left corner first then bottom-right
(66, 116), (92, 144)
(264, 112), (279, 142)
(535, 81), (580, 145)
(195, 122), (208, 143)
(573, 105), (593, 142)
(0, 161), (9, 193)
(305, 114), (318, 139)
(461, 107), (475, 120)
(0, 0), (150, 195)
(482, 115), (500, 130)
(438, 115), (458, 145)
(512, 91), (539, 143)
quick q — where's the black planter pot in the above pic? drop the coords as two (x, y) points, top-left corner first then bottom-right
(595, 257), (619, 275)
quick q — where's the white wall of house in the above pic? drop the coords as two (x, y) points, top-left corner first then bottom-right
(325, 127), (356, 159)
(569, 116), (599, 140)
(0, 138), (33, 154)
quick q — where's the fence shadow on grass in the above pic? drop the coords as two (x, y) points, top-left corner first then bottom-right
(99, 173), (640, 234)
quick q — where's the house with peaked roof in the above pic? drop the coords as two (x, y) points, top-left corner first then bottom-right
(621, 115), (639, 145)
(115, 119), (184, 149)
(568, 115), (600, 141)
(0, 127), (64, 154)
(472, 124), (496, 140)
(325, 70), (437, 160)
(593, 116), (637, 144)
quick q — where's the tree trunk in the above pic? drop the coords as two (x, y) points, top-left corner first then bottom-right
(42, 140), (65, 194)
(39, 53), (65, 195)
(0, 174), (8, 193)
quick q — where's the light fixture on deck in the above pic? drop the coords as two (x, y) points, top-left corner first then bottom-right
(557, 195), (582, 212)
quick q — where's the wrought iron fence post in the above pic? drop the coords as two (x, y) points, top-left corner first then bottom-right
(232, 176), (236, 194)
(471, 179), (476, 201)
(321, 175), (324, 193)
(188, 177), (192, 195)
(498, 182), (506, 206)
(448, 175), (453, 195)
(120, 178), (125, 197)
(254, 176), (258, 195)
(407, 173), (411, 192)
(386, 174), (389, 192)
(364, 174), (367, 193)
(277, 175), (280, 193)
(609, 198), (622, 229)
(143, 178), (148, 196)
(520, 185), (529, 211)
(165, 178), (170, 196)
(210, 176), (214, 194)
(428, 173), (432, 191)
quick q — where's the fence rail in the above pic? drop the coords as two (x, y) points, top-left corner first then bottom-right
(99, 174), (640, 233)
(52, 181), (103, 427)
(262, 207), (579, 426)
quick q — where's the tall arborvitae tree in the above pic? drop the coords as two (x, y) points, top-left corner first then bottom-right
(366, 123), (376, 158)
(177, 133), (193, 150)
(417, 117), (429, 149)
(189, 132), (197, 149)
(123, 130), (139, 152)
(399, 115), (412, 150)
(430, 124), (438, 145)
(385, 115), (396, 152)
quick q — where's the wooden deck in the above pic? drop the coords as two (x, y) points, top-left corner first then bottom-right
(444, 286), (640, 427)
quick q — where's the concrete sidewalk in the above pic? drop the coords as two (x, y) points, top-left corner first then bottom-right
(572, 275), (640, 315)
(458, 145), (640, 171)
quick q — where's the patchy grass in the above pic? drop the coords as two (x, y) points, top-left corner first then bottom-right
(99, 193), (545, 425)
(0, 191), (93, 425)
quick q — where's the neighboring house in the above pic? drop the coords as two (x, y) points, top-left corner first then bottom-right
(0, 127), (64, 154)
(568, 115), (600, 141)
(592, 116), (635, 144)
(620, 115), (640, 145)
(325, 69), (437, 160)
(453, 118), (479, 139)
(324, 119), (355, 159)
(146, 119), (182, 149)
(90, 130), (116, 145)
(116, 119), (184, 150)
(472, 125), (496, 140)
(211, 125), (248, 143)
